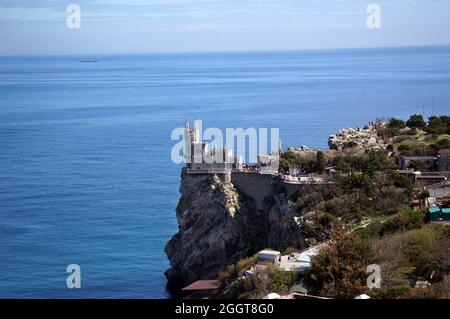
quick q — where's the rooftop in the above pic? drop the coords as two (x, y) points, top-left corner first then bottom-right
(429, 207), (441, 213)
(416, 175), (446, 179)
(181, 280), (220, 291)
(424, 181), (450, 189)
(258, 250), (281, 256)
(401, 156), (436, 160)
(428, 207), (450, 214)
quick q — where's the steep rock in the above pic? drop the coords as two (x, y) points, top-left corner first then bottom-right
(165, 169), (305, 289)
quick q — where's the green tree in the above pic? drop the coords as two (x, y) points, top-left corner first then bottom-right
(402, 228), (437, 277)
(419, 190), (430, 200)
(409, 160), (427, 172)
(316, 151), (326, 174)
(432, 138), (450, 153)
(387, 118), (406, 129)
(269, 267), (296, 294)
(397, 144), (411, 152)
(406, 114), (426, 129)
(332, 155), (368, 173)
(426, 116), (450, 135)
(279, 150), (316, 174)
(385, 127), (400, 137)
(366, 150), (390, 175)
(388, 171), (413, 194)
(308, 230), (373, 298)
(342, 174), (375, 194)
(380, 208), (425, 235)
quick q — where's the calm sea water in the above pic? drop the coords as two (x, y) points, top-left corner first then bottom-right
(0, 46), (450, 298)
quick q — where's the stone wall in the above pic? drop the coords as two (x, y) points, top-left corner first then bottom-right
(230, 172), (315, 209)
(231, 172), (278, 210)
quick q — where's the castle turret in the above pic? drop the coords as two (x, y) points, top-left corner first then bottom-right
(224, 145), (232, 163)
(236, 155), (244, 171)
(184, 121), (192, 164)
(192, 121), (200, 144)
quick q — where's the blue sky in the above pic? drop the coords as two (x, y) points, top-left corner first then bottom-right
(0, 0), (450, 55)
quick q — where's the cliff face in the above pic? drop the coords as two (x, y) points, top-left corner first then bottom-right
(165, 170), (305, 289)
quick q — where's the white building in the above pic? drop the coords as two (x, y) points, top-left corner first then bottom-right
(263, 293), (281, 299)
(257, 250), (281, 263)
(278, 246), (321, 273)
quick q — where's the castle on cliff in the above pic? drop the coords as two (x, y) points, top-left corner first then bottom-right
(183, 121), (280, 177)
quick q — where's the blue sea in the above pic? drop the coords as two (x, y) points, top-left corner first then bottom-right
(0, 46), (450, 298)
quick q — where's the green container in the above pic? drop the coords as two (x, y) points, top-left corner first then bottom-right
(442, 208), (450, 221)
(430, 213), (440, 222)
(429, 207), (441, 222)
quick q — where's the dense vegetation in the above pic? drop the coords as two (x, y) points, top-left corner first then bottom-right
(279, 150), (326, 175)
(218, 255), (297, 299)
(307, 224), (450, 299)
(376, 224), (450, 298)
(308, 230), (373, 298)
(303, 114), (450, 299)
(292, 150), (412, 243)
(383, 114), (450, 157)
(216, 114), (450, 299)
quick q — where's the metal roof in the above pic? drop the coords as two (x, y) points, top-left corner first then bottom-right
(258, 250), (281, 256)
(425, 181), (450, 189)
(416, 175), (446, 179)
(181, 280), (220, 291)
(401, 156), (435, 160)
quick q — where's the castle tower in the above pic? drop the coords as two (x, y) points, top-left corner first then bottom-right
(224, 145), (232, 163)
(236, 155), (244, 171)
(192, 121), (200, 144)
(277, 139), (282, 154)
(184, 121), (192, 164)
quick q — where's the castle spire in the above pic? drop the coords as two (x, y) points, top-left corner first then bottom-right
(277, 139), (282, 154)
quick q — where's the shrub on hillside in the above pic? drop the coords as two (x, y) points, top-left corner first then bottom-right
(303, 211), (336, 240)
(409, 160), (427, 172)
(406, 114), (426, 129)
(308, 230), (373, 298)
(387, 118), (406, 129)
(219, 255), (258, 288)
(381, 207), (425, 235)
(398, 144), (411, 152)
(425, 115), (450, 135)
(388, 172), (414, 194)
(316, 193), (371, 219)
(373, 186), (407, 214)
(431, 138), (450, 153)
(402, 228), (437, 277)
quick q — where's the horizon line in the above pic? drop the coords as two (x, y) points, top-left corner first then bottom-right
(1, 43), (450, 58)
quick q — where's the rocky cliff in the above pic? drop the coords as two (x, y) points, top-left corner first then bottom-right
(165, 169), (305, 289)
(328, 123), (386, 152)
